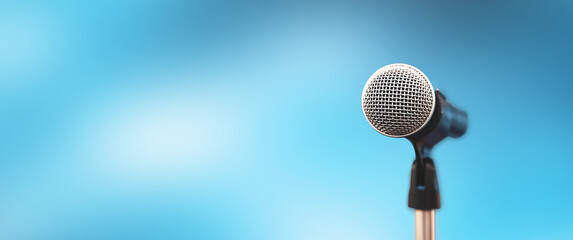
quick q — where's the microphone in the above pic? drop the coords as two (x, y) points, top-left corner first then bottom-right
(361, 63), (468, 240)
(361, 63), (468, 158)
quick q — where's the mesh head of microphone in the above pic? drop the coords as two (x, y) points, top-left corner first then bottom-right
(361, 63), (436, 138)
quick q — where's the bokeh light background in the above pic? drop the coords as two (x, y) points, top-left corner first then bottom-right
(1, 1), (572, 239)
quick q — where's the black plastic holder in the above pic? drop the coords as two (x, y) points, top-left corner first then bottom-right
(405, 90), (466, 210)
(408, 157), (440, 210)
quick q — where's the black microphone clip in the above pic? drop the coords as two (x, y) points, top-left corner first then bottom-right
(406, 90), (468, 209)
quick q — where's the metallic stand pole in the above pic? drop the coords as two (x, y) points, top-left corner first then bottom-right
(415, 210), (435, 240)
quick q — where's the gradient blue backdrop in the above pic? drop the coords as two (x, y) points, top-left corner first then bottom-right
(1, 0), (572, 239)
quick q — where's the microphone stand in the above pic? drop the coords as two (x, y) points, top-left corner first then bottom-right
(405, 90), (467, 240)
(415, 209), (435, 240)
(408, 154), (439, 240)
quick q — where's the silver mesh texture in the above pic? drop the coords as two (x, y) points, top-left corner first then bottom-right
(362, 64), (435, 137)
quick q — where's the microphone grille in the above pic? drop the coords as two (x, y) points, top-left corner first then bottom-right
(362, 64), (436, 137)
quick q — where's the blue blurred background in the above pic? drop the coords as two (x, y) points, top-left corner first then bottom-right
(1, 0), (572, 239)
